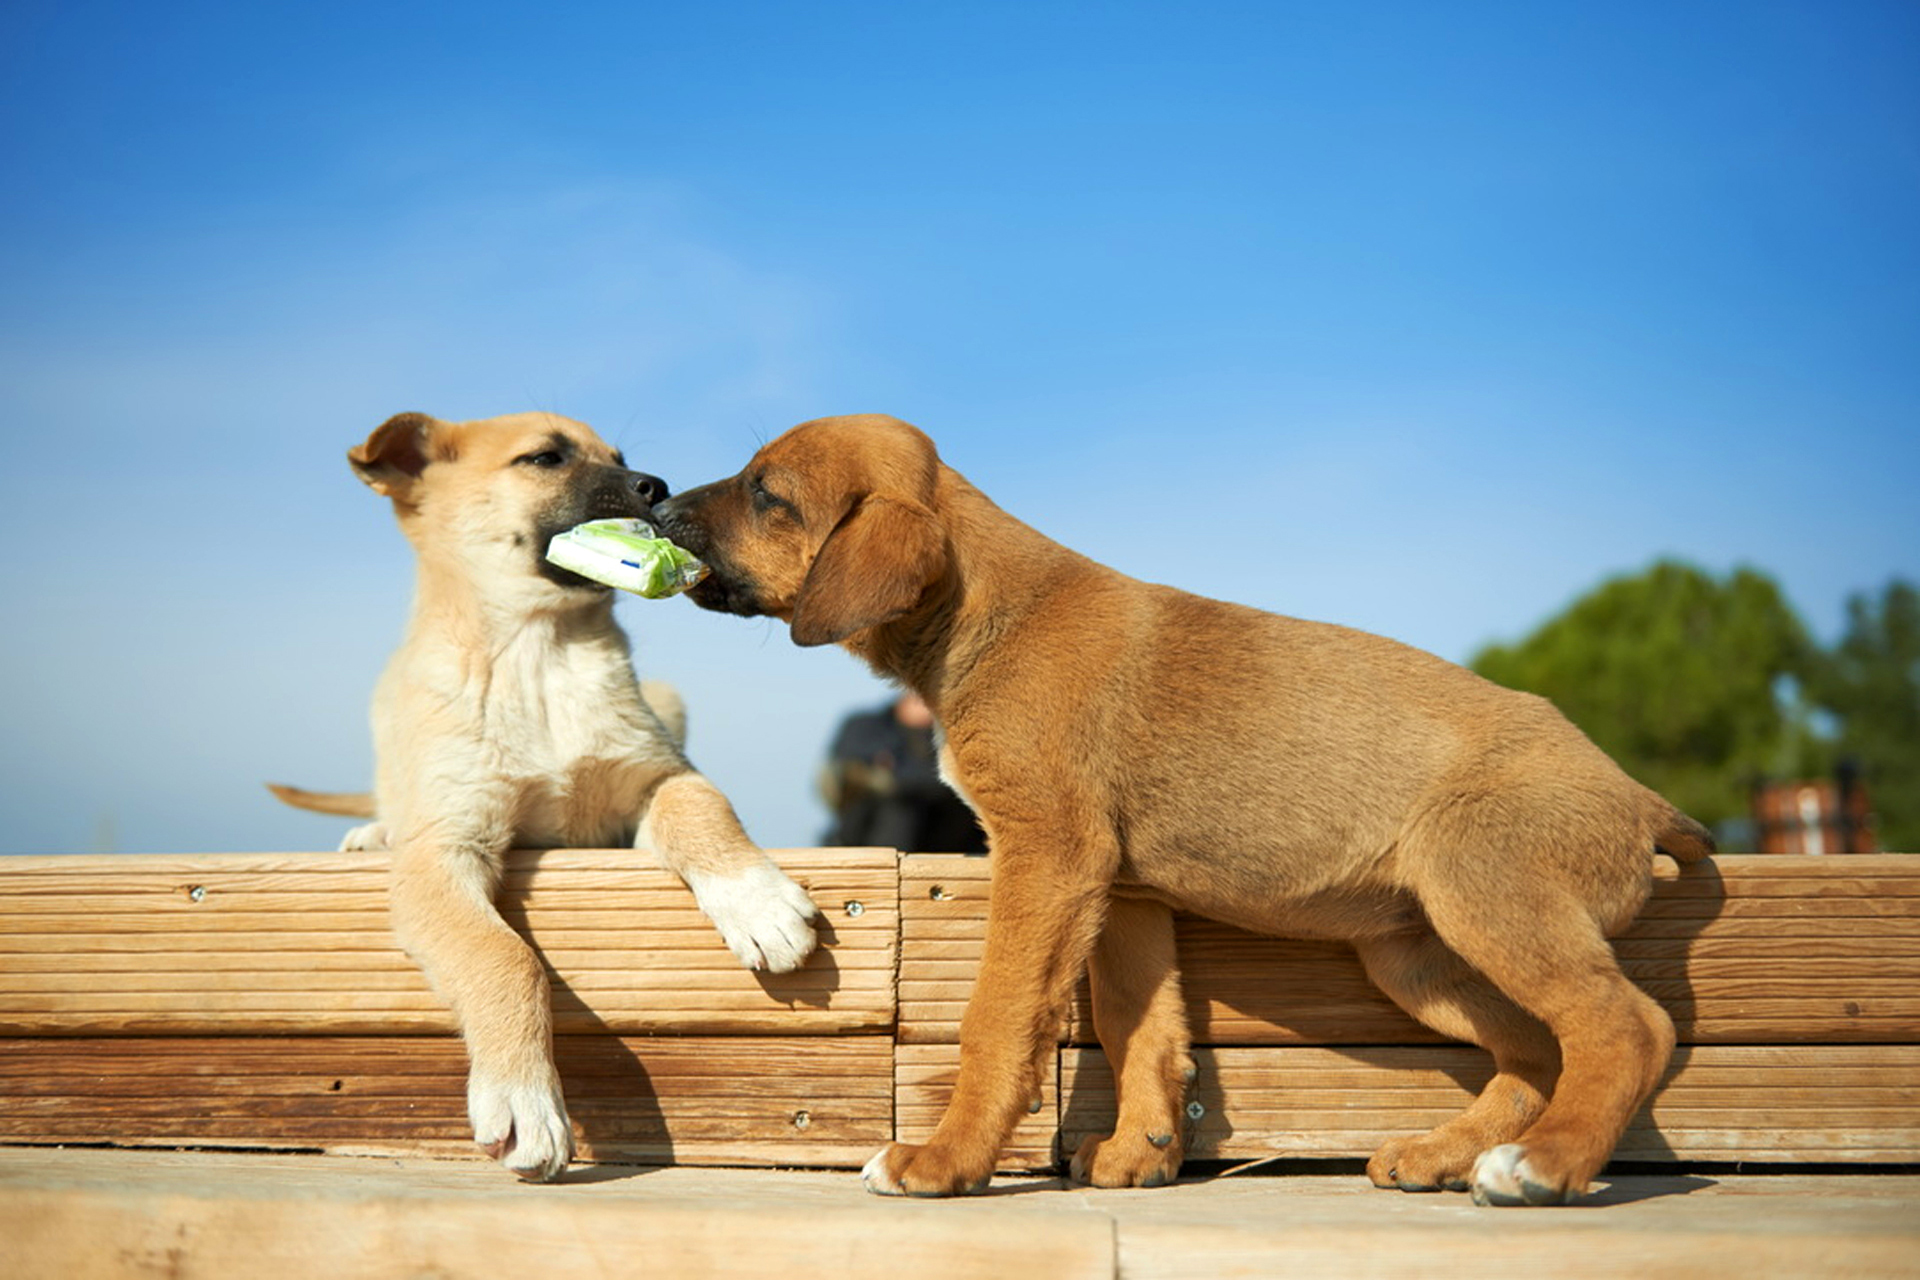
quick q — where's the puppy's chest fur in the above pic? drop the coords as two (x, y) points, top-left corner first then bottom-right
(377, 619), (679, 848)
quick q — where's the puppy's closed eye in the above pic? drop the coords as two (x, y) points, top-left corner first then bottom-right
(750, 477), (798, 520)
(515, 450), (566, 469)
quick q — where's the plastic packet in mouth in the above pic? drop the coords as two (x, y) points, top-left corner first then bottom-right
(545, 518), (709, 599)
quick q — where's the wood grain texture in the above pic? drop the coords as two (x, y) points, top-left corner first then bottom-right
(0, 1153), (1121, 1280)
(5, 848), (1915, 1175)
(892, 1043), (1059, 1171)
(0, 1034), (892, 1167)
(8, 1151), (1917, 1280)
(898, 854), (1920, 1046)
(1058, 1044), (1920, 1164)
(0, 848), (897, 1036)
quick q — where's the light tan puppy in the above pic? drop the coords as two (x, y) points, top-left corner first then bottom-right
(655, 414), (1714, 1208)
(273, 411), (819, 1182)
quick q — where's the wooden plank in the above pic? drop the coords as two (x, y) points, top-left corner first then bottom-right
(897, 854), (1920, 1045)
(1058, 1044), (1920, 1164)
(3, 1152), (1114, 1280)
(9, 1152), (1919, 1280)
(892, 1043), (1059, 1172)
(0, 848), (897, 1037)
(0, 1035), (892, 1167)
(899, 856), (994, 1042)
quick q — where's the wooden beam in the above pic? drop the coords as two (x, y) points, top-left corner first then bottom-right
(0, 1034), (893, 1167)
(898, 854), (1920, 1046)
(0, 848), (897, 1036)
(1059, 1044), (1920, 1164)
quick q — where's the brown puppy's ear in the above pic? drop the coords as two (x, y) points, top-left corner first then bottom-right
(348, 412), (438, 499)
(791, 497), (947, 647)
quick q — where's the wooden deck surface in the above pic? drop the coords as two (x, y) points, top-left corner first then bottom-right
(2, 1148), (1915, 1279)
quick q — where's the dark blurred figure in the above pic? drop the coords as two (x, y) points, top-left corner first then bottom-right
(821, 692), (988, 853)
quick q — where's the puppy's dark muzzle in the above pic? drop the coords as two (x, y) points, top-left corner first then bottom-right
(658, 487), (745, 566)
(585, 466), (669, 522)
(654, 490), (761, 618)
(535, 466), (676, 590)
(651, 492), (702, 554)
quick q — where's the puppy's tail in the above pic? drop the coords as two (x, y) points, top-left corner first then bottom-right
(266, 783), (376, 819)
(1654, 806), (1716, 863)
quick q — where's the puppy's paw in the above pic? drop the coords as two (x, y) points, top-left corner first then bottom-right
(689, 860), (821, 973)
(339, 822), (389, 852)
(1070, 1130), (1183, 1189)
(468, 1066), (574, 1183)
(861, 1142), (991, 1198)
(1369, 1132), (1476, 1193)
(1469, 1143), (1583, 1207)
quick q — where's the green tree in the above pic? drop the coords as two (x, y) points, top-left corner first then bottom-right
(1810, 581), (1920, 852)
(1471, 560), (1826, 834)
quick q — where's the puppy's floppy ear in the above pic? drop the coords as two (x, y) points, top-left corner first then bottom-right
(791, 497), (947, 647)
(348, 412), (439, 499)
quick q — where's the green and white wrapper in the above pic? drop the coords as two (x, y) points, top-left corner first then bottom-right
(546, 519), (709, 599)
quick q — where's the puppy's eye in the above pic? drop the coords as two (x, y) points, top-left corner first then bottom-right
(748, 474), (798, 522)
(515, 450), (565, 469)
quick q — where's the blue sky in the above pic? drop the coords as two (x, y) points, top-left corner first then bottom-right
(2, 0), (1915, 855)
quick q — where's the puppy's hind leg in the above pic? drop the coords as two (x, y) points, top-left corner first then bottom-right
(389, 837), (573, 1182)
(1413, 871), (1674, 1207)
(1069, 895), (1193, 1189)
(641, 771), (819, 973)
(1355, 928), (1559, 1193)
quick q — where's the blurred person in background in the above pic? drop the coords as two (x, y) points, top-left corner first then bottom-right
(820, 692), (988, 853)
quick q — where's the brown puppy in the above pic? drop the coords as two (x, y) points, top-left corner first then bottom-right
(275, 411), (819, 1182)
(655, 414), (1713, 1208)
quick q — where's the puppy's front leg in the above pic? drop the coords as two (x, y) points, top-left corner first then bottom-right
(1070, 895), (1194, 1188)
(641, 771), (819, 973)
(864, 848), (1112, 1197)
(389, 837), (573, 1182)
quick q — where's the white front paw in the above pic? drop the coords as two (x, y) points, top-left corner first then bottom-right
(469, 1066), (574, 1182)
(689, 860), (821, 973)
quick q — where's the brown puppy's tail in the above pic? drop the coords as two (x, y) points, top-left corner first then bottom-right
(1654, 806), (1717, 863)
(266, 783), (376, 819)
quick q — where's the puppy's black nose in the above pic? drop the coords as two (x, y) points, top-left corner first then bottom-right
(631, 471), (670, 505)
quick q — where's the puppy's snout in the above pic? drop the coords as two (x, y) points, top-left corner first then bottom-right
(651, 494), (701, 553)
(631, 471), (670, 506)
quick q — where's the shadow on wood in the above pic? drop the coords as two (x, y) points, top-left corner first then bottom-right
(1633, 855), (1726, 1161)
